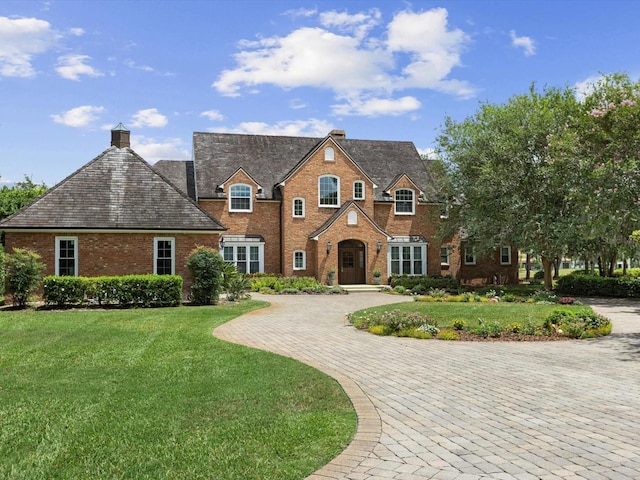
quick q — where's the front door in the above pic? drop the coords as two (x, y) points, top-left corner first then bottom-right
(338, 240), (365, 284)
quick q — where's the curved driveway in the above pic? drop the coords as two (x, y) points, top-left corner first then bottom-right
(214, 294), (640, 480)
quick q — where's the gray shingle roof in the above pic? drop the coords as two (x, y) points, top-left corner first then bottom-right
(0, 147), (225, 231)
(153, 160), (197, 199)
(192, 132), (437, 201)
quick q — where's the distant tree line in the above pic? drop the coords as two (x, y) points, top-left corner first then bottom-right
(0, 176), (47, 220)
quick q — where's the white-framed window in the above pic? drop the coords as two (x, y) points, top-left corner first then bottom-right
(154, 237), (175, 275)
(55, 236), (78, 276)
(394, 189), (414, 215)
(388, 238), (426, 276)
(221, 236), (264, 274)
(229, 184), (252, 212)
(500, 246), (512, 265)
(319, 175), (340, 207)
(293, 250), (306, 270)
(353, 181), (365, 200)
(440, 246), (451, 266)
(464, 246), (476, 265)
(293, 197), (305, 218)
(324, 146), (335, 161)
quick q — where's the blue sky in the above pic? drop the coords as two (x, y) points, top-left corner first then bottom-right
(1, 0), (638, 186)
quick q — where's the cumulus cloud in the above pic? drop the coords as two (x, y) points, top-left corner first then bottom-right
(55, 54), (103, 81)
(51, 105), (105, 127)
(131, 135), (190, 162)
(332, 96), (421, 117)
(214, 118), (334, 137)
(0, 15), (60, 77)
(213, 7), (475, 116)
(574, 75), (602, 101)
(129, 108), (168, 128)
(510, 30), (536, 56)
(200, 109), (224, 121)
(68, 27), (84, 36)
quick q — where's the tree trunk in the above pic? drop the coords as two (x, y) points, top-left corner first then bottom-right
(541, 256), (554, 290)
(598, 257), (604, 276)
(608, 254), (616, 277)
(623, 258), (627, 276)
(553, 257), (560, 279)
(525, 253), (531, 280)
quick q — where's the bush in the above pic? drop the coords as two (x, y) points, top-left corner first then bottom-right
(451, 318), (467, 330)
(0, 244), (4, 304)
(5, 248), (45, 307)
(43, 275), (183, 308)
(504, 322), (523, 334)
(397, 327), (433, 339)
(368, 324), (392, 336)
(393, 285), (407, 294)
(543, 309), (612, 338)
(436, 330), (459, 341)
(556, 272), (640, 298)
(389, 274), (460, 291)
(225, 274), (250, 302)
(249, 275), (324, 293)
(187, 246), (224, 305)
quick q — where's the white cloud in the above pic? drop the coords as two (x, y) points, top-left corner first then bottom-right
(55, 54), (103, 81)
(214, 118), (334, 137)
(200, 109), (224, 121)
(131, 135), (190, 163)
(129, 108), (168, 128)
(332, 96), (421, 116)
(50, 105), (105, 127)
(510, 30), (536, 56)
(0, 16), (60, 77)
(416, 147), (439, 159)
(68, 27), (84, 36)
(282, 7), (317, 19)
(574, 75), (602, 101)
(213, 7), (475, 114)
(289, 98), (307, 110)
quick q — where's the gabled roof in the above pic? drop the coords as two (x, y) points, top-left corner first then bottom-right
(193, 132), (437, 201)
(383, 173), (425, 196)
(0, 146), (225, 231)
(308, 201), (391, 240)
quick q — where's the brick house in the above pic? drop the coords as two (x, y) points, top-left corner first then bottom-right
(1, 125), (519, 294)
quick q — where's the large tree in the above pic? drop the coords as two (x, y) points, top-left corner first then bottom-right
(0, 176), (47, 220)
(437, 85), (582, 289)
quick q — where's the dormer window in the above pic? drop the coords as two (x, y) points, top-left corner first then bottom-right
(229, 184), (252, 212)
(394, 189), (414, 215)
(324, 147), (335, 161)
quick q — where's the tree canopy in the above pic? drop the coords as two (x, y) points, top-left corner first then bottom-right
(436, 74), (640, 289)
(0, 176), (47, 220)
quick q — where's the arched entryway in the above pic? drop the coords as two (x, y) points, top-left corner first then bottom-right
(338, 239), (366, 284)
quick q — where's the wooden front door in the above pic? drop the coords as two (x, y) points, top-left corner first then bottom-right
(338, 240), (365, 284)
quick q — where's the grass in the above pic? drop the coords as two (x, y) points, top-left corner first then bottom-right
(349, 301), (593, 330)
(0, 302), (356, 480)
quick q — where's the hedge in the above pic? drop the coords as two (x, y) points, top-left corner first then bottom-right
(0, 244), (4, 303)
(43, 275), (183, 307)
(556, 272), (640, 298)
(389, 274), (460, 293)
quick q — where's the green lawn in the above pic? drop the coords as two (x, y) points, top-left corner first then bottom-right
(350, 301), (593, 329)
(0, 302), (356, 480)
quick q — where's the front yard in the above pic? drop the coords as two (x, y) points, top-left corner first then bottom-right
(0, 302), (356, 479)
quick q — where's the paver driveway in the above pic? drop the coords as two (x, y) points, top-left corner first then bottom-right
(214, 294), (640, 480)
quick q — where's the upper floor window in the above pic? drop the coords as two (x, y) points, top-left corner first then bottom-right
(324, 147), (335, 161)
(229, 184), (252, 212)
(293, 198), (305, 218)
(55, 236), (78, 276)
(319, 175), (339, 207)
(154, 237), (175, 275)
(394, 189), (414, 215)
(500, 246), (512, 265)
(353, 181), (364, 200)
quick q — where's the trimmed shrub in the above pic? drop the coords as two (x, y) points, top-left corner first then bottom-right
(5, 248), (45, 307)
(436, 330), (459, 341)
(249, 275), (324, 293)
(556, 272), (640, 298)
(43, 275), (182, 308)
(543, 309), (612, 338)
(390, 274), (460, 291)
(187, 246), (224, 305)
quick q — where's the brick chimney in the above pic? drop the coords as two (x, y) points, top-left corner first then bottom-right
(111, 122), (130, 148)
(329, 129), (345, 139)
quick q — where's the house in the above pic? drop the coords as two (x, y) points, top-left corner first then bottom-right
(0, 125), (519, 295)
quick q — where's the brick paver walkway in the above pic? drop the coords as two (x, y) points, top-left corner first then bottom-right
(214, 294), (640, 480)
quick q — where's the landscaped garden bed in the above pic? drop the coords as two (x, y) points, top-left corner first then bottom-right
(348, 288), (612, 341)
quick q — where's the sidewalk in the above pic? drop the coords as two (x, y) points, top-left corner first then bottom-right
(215, 294), (640, 480)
